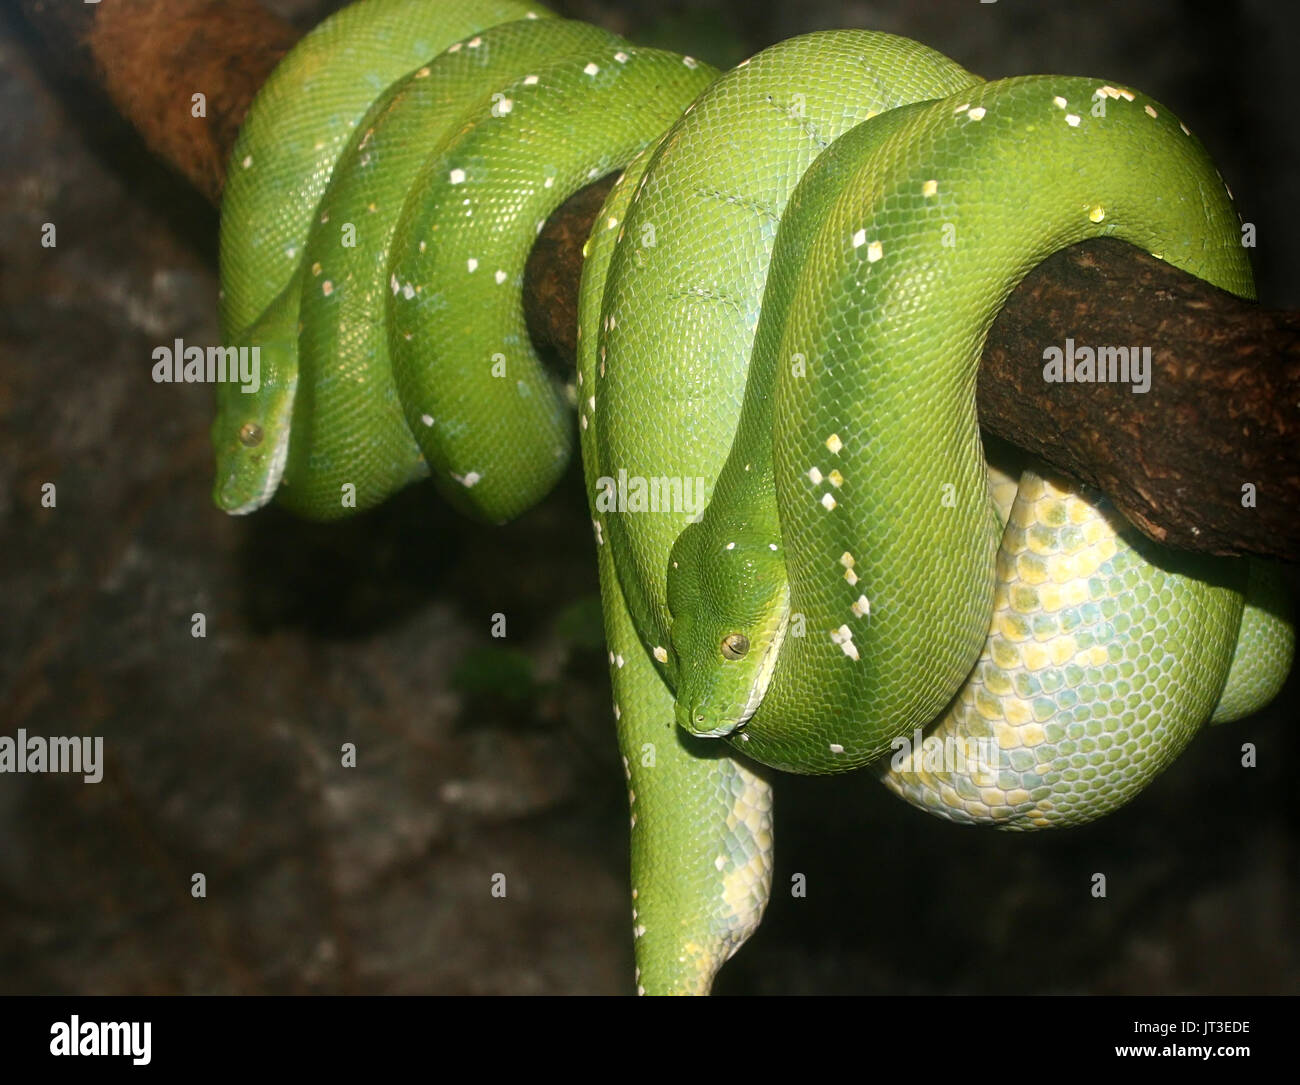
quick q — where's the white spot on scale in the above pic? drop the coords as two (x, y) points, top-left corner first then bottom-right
(420, 414), (434, 427)
(829, 743), (845, 754)
(544, 176), (554, 188)
(584, 62), (600, 76)
(523, 74), (539, 86)
(616, 653), (625, 668)
(953, 102), (969, 114)
(844, 568), (858, 586)
(1088, 206), (1105, 223)
(497, 98), (513, 115)
(830, 625), (859, 660)
(614, 51), (629, 63)
(725, 542), (736, 550)
(414, 67), (430, 79)
(866, 240), (883, 263)
(714, 855), (727, 871)
(825, 433), (843, 454)
(402, 283), (415, 300)
(241, 155), (253, 169)
(840, 552), (855, 568)
(821, 493), (837, 511)
(1179, 121), (1191, 136)
(1065, 114), (1081, 127)
(807, 466), (823, 484)
(390, 274), (399, 295)
(851, 595), (870, 618)
(769, 543), (778, 551)
(922, 180), (938, 197)
(467, 258), (478, 272)
(494, 269), (507, 285)
(454, 471), (481, 488)
(321, 280), (333, 296)
(852, 228), (867, 248)
(449, 168), (466, 184)
(683, 56), (699, 69)
(447, 42), (462, 53)
(1144, 104), (1158, 118)
(467, 36), (482, 48)
(966, 106), (986, 121)
(653, 646), (668, 663)
(1052, 96), (1067, 109)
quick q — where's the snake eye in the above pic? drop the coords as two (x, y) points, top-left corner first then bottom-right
(238, 422), (263, 448)
(721, 633), (750, 660)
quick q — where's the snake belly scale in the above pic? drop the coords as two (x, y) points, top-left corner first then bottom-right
(214, 0), (1294, 993)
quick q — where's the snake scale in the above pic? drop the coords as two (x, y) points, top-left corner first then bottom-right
(213, 0), (1294, 994)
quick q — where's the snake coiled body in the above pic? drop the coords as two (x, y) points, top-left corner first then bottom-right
(215, 0), (1294, 993)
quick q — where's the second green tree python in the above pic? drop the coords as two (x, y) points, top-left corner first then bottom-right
(213, 0), (1295, 994)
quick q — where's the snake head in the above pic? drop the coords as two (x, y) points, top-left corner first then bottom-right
(211, 278), (300, 515)
(667, 519), (791, 738)
(211, 338), (296, 515)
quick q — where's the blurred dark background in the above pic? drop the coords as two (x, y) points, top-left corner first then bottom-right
(0, 0), (1295, 994)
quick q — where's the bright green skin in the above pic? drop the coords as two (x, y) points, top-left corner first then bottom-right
(578, 147), (774, 994)
(661, 75), (1291, 785)
(287, 17), (626, 519)
(217, 0), (1294, 994)
(214, 0), (715, 521)
(216, 0), (559, 516)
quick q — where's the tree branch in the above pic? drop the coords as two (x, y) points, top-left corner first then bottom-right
(20, 0), (1299, 559)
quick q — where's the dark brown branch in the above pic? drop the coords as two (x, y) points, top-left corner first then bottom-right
(20, 0), (1300, 559)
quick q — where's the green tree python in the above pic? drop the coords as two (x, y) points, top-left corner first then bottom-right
(212, 0), (1295, 994)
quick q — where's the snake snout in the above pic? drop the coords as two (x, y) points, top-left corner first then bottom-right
(676, 695), (741, 739)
